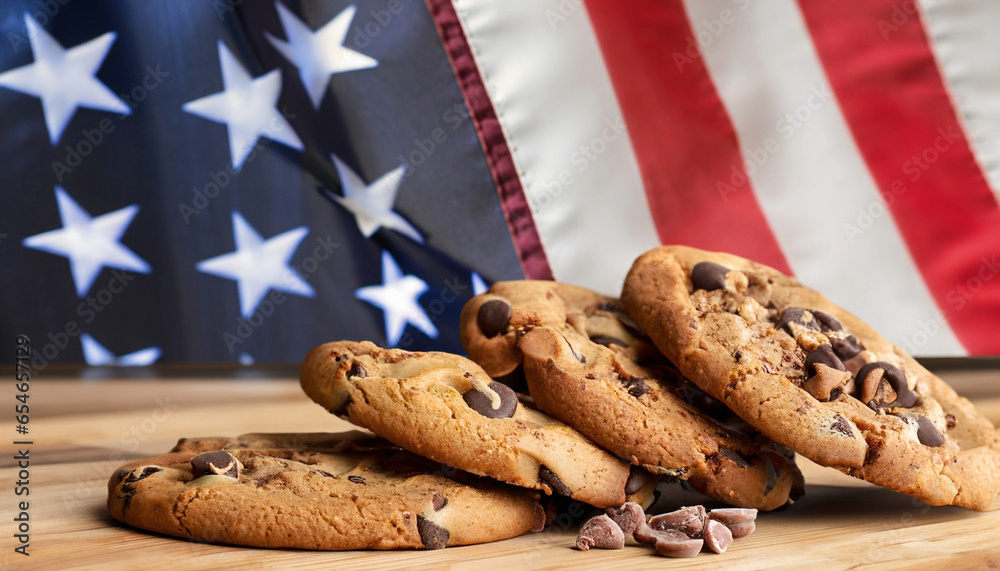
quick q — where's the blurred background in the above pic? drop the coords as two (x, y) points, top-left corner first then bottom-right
(1, 0), (998, 371)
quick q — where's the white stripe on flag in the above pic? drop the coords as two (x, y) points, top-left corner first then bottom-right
(919, 0), (1000, 205)
(684, 0), (965, 355)
(452, 0), (660, 295)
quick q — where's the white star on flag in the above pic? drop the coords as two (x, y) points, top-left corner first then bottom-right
(182, 41), (303, 171)
(330, 154), (423, 243)
(356, 250), (438, 346)
(22, 186), (151, 297)
(81, 333), (161, 366)
(266, 2), (378, 108)
(196, 211), (314, 318)
(471, 272), (488, 296)
(0, 13), (130, 144)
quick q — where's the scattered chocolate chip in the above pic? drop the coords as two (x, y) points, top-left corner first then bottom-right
(477, 299), (512, 338)
(703, 519), (734, 554)
(727, 520), (756, 538)
(718, 447), (752, 469)
(416, 516), (449, 549)
(575, 514), (626, 551)
(539, 465), (573, 497)
(463, 381), (518, 419)
(590, 335), (629, 349)
(806, 344), (846, 375)
(620, 374), (650, 397)
(812, 310), (843, 332)
(855, 362), (919, 409)
(915, 415), (945, 447)
(945, 413), (957, 430)
(776, 307), (819, 334)
(691, 261), (730, 291)
(705, 509), (753, 526)
(649, 506), (707, 538)
(634, 524), (688, 545)
(831, 335), (864, 360)
(432, 492), (448, 511)
(606, 502), (645, 536)
(625, 466), (650, 495)
(347, 475), (367, 485)
(652, 534), (703, 558)
(191, 451), (240, 479)
(830, 414), (854, 438)
(346, 363), (366, 379)
(763, 456), (777, 496)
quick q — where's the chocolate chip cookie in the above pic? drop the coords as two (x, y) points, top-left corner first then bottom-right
(461, 281), (804, 511)
(622, 245), (1000, 510)
(300, 341), (631, 508)
(107, 432), (545, 549)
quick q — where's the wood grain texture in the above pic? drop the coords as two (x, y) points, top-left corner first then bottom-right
(1, 371), (998, 570)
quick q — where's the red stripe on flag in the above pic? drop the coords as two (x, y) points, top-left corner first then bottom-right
(584, 0), (792, 274)
(426, 0), (554, 280)
(797, 1), (1000, 355)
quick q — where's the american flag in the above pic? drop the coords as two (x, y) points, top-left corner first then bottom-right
(2, 0), (998, 368)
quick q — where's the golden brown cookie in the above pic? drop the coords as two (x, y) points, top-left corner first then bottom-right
(107, 432), (545, 549)
(622, 245), (1000, 510)
(461, 281), (804, 511)
(300, 341), (631, 508)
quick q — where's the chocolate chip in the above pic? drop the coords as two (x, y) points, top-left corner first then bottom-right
(703, 519), (734, 554)
(416, 515), (449, 549)
(606, 502), (645, 537)
(830, 414), (854, 437)
(776, 307), (818, 333)
(539, 465), (573, 497)
(463, 381), (518, 419)
(763, 456), (777, 497)
(348, 475), (367, 485)
(915, 415), (945, 447)
(855, 362), (920, 409)
(191, 451), (240, 479)
(812, 310), (843, 332)
(125, 465), (163, 483)
(590, 335), (629, 349)
(806, 344), (846, 375)
(346, 363), (366, 379)
(717, 447), (752, 468)
(625, 466), (650, 495)
(733, 349), (743, 362)
(831, 335), (864, 360)
(945, 414), (957, 430)
(575, 514), (626, 551)
(477, 299), (512, 338)
(620, 375), (650, 397)
(649, 506), (707, 538)
(691, 261), (730, 291)
(432, 492), (448, 511)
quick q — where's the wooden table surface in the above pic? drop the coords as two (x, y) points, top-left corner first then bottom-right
(2, 369), (998, 570)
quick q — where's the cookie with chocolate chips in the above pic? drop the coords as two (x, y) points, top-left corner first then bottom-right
(300, 341), (631, 508)
(461, 280), (803, 511)
(107, 432), (545, 549)
(622, 245), (1000, 510)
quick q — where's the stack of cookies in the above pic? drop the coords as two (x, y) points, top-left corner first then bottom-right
(107, 245), (1000, 552)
